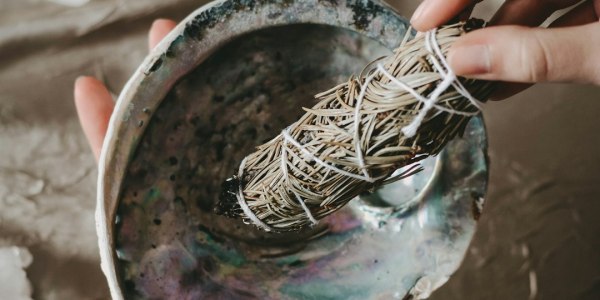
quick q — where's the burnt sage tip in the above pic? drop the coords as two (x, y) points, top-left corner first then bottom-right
(214, 176), (243, 218)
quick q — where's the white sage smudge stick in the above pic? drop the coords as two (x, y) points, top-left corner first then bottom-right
(215, 19), (494, 232)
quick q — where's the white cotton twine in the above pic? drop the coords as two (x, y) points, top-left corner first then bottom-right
(236, 28), (482, 230)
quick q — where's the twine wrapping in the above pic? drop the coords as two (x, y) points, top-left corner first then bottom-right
(215, 19), (494, 232)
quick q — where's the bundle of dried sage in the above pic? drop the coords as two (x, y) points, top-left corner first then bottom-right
(215, 19), (493, 232)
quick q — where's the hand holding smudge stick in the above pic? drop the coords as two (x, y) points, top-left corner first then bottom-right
(215, 19), (494, 232)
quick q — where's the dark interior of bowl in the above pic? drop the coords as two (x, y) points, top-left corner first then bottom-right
(114, 18), (489, 298)
(115, 23), (397, 299)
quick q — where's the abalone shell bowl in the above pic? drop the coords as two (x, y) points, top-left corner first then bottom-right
(97, 0), (489, 299)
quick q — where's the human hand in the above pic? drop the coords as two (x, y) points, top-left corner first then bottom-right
(410, 0), (600, 99)
(74, 19), (177, 162)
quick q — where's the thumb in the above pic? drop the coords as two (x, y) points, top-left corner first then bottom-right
(448, 22), (600, 85)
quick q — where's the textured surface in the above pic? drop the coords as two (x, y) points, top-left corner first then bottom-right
(0, 0), (599, 299)
(111, 14), (488, 297)
(0, 247), (33, 299)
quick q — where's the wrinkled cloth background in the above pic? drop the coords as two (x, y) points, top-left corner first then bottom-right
(0, 0), (598, 299)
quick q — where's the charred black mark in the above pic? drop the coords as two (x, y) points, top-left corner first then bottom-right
(148, 56), (163, 73)
(153, 218), (162, 225)
(214, 177), (242, 218)
(184, 10), (221, 40)
(348, 0), (383, 30)
(184, 0), (236, 40)
(166, 35), (184, 58)
(165, 48), (175, 58)
(169, 156), (179, 165)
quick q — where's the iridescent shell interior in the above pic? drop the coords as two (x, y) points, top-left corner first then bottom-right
(97, 1), (488, 299)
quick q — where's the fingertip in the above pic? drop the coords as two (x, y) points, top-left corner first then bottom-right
(151, 19), (177, 31)
(149, 19), (178, 50)
(75, 75), (87, 86)
(410, 20), (433, 33)
(447, 28), (496, 78)
(410, 12), (424, 31)
(75, 75), (91, 91)
(75, 75), (106, 89)
(410, 1), (435, 32)
(74, 76), (110, 106)
(448, 47), (491, 77)
(73, 75), (114, 163)
(411, 0), (476, 32)
(74, 76), (92, 105)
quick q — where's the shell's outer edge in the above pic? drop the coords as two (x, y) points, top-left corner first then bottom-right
(438, 115), (489, 279)
(96, 1), (230, 299)
(96, 0), (418, 299)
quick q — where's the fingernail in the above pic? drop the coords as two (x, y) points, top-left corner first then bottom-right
(449, 45), (491, 75)
(75, 75), (89, 86)
(151, 19), (167, 31)
(411, 0), (431, 25)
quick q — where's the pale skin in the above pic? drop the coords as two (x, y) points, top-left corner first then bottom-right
(76, 1), (600, 160)
(75, 19), (177, 162)
(412, 0), (600, 98)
